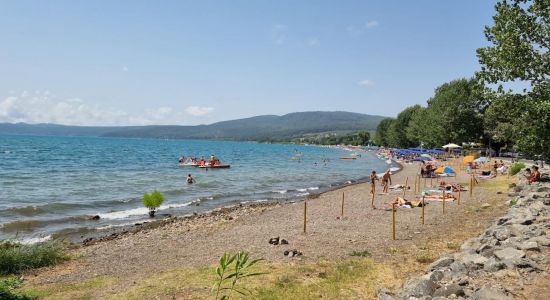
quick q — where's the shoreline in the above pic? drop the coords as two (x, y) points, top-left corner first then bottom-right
(69, 151), (403, 245)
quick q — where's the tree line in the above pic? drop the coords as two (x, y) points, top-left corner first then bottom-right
(373, 0), (549, 161)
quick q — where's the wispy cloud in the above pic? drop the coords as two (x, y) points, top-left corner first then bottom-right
(366, 20), (379, 28)
(185, 106), (214, 116)
(306, 37), (320, 47)
(271, 24), (288, 45)
(347, 20), (379, 36)
(0, 91), (212, 125)
(358, 79), (375, 87)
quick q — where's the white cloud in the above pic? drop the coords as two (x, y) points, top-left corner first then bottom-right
(122, 66), (129, 72)
(271, 24), (287, 45)
(306, 37), (320, 47)
(366, 20), (379, 28)
(185, 106), (214, 116)
(358, 79), (375, 86)
(0, 92), (213, 125)
(347, 20), (379, 35)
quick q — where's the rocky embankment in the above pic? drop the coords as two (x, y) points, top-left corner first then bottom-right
(379, 167), (550, 300)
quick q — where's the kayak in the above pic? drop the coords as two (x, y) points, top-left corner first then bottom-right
(199, 164), (231, 169)
(340, 157), (357, 160)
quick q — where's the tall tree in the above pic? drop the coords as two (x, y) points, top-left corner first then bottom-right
(477, 0), (550, 160)
(386, 105), (423, 148)
(373, 118), (394, 146)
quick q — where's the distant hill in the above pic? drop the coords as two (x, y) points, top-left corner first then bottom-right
(0, 111), (386, 142)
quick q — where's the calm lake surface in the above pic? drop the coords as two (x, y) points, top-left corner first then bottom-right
(0, 135), (392, 243)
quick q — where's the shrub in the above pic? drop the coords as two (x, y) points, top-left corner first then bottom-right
(510, 162), (525, 175)
(214, 251), (265, 299)
(349, 250), (371, 257)
(142, 190), (165, 217)
(0, 240), (69, 275)
(0, 277), (34, 300)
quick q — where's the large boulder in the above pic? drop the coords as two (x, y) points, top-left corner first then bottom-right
(494, 247), (526, 261)
(427, 257), (454, 271)
(471, 287), (513, 300)
(432, 283), (465, 297)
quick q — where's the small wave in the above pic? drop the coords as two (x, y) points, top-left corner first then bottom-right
(98, 202), (192, 220)
(0, 220), (42, 232)
(296, 188), (308, 192)
(19, 235), (52, 245)
(272, 190), (287, 194)
(96, 222), (138, 230)
(296, 192), (310, 197)
(307, 186), (319, 191)
(3, 205), (46, 216)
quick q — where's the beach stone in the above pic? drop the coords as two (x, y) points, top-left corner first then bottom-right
(456, 252), (487, 269)
(471, 287), (513, 300)
(428, 257), (454, 271)
(508, 183), (517, 188)
(449, 261), (467, 276)
(483, 258), (506, 272)
(400, 275), (439, 298)
(433, 283), (464, 297)
(376, 288), (395, 300)
(530, 235), (550, 247)
(493, 228), (510, 241)
(518, 241), (539, 251)
(494, 247), (525, 261)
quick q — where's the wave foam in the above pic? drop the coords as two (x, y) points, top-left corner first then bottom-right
(98, 202), (192, 220)
(19, 235), (52, 245)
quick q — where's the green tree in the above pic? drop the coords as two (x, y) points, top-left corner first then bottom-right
(476, 0), (549, 86)
(406, 78), (486, 148)
(373, 118), (394, 146)
(356, 130), (371, 145)
(477, 0), (550, 160)
(386, 105), (423, 148)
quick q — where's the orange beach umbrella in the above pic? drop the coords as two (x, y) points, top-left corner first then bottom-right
(462, 155), (475, 163)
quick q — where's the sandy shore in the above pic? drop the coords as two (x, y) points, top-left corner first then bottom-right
(26, 160), (516, 298)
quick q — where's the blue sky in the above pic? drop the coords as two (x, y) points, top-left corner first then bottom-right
(0, 0), (496, 126)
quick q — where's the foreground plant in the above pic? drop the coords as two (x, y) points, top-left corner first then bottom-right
(0, 240), (69, 275)
(213, 251), (265, 299)
(142, 190), (165, 217)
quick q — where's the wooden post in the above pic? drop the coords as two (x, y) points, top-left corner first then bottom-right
(469, 176), (473, 198)
(421, 196), (425, 225)
(414, 175), (418, 193)
(371, 183), (376, 209)
(424, 176), (427, 190)
(392, 202), (396, 240)
(341, 192), (344, 218)
(442, 190), (446, 214)
(403, 177), (408, 198)
(430, 176), (433, 187)
(458, 187), (461, 205)
(303, 200), (307, 233)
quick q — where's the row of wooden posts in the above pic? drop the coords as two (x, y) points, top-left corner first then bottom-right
(302, 164), (479, 240)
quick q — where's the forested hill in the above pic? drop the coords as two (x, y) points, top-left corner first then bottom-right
(0, 111), (386, 142)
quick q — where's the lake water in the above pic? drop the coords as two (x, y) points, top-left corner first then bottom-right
(0, 135), (392, 243)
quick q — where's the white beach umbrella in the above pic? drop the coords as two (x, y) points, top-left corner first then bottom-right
(442, 143), (460, 149)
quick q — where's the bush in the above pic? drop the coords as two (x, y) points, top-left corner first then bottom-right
(349, 250), (371, 257)
(142, 190), (165, 217)
(0, 240), (69, 275)
(510, 162), (526, 175)
(0, 277), (34, 300)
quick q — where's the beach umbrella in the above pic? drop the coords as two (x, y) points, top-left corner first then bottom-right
(473, 157), (489, 163)
(442, 143), (461, 149)
(443, 166), (456, 173)
(420, 154), (432, 158)
(463, 155), (475, 163)
(435, 166), (445, 173)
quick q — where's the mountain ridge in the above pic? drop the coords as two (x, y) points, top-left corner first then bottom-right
(0, 111), (386, 142)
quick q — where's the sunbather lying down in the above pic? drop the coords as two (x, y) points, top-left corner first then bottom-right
(422, 193), (456, 202)
(438, 181), (463, 192)
(479, 171), (496, 179)
(383, 197), (427, 210)
(388, 184), (411, 190)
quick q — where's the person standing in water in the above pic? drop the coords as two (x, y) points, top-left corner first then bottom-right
(382, 170), (392, 194)
(186, 174), (195, 184)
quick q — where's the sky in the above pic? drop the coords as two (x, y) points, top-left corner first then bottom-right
(0, 0), (497, 126)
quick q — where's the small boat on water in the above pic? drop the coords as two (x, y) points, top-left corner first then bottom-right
(340, 157), (357, 160)
(199, 164), (231, 169)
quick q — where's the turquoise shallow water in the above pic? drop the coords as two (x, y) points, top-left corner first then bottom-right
(0, 135), (391, 242)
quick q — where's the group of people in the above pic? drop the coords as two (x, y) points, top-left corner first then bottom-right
(370, 169), (393, 195)
(178, 154), (223, 167)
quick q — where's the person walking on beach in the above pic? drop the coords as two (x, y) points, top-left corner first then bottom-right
(370, 170), (378, 195)
(382, 170), (392, 194)
(186, 174), (195, 184)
